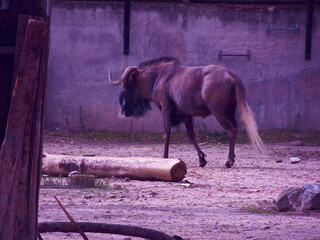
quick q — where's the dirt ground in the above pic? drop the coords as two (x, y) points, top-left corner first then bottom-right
(39, 130), (320, 240)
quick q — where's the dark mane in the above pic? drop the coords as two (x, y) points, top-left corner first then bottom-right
(139, 57), (180, 69)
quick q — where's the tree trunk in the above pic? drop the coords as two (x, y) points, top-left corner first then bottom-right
(42, 154), (187, 182)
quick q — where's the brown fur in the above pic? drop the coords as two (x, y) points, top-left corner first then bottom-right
(115, 57), (264, 168)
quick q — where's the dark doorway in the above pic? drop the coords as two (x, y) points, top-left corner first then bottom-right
(0, 54), (14, 147)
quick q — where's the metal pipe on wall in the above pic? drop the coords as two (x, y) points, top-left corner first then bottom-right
(123, 0), (131, 55)
(305, 0), (313, 60)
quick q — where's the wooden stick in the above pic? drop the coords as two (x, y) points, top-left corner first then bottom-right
(37, 233), (44, 240)
(54, 196), (89, 240)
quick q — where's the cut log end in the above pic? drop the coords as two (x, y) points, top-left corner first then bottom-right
(170, 161), (187, 182)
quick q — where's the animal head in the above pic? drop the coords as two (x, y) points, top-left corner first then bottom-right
(109, 66), (151, 117)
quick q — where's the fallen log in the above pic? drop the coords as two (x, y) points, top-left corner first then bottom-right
(42, 154), (187, 182)
(38, 222), (183, 240)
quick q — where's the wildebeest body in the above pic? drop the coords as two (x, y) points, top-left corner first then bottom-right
(109, 57), (264, 168)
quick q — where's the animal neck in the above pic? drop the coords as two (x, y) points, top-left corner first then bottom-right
(137, 57), (180, 101)
(137, 71), (157, 101)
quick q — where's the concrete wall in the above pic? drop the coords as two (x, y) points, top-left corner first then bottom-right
(45, 1), (320, 132)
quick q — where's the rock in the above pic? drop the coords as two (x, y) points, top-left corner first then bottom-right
(276, 184), (320, 212)
(83, 194), (94, 199)
(276, 187), (304, 212)
(290, 140), (305, 146)
(124, 177), (131, 182)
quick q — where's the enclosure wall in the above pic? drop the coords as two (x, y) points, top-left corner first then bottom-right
(45, 1), (320, 132)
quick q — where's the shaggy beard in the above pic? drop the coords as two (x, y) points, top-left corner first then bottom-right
(121, 99), (151, 118)
(131, 99), (151, 117)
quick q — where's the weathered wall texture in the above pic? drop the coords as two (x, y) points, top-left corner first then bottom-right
(45, 1), (320, 132)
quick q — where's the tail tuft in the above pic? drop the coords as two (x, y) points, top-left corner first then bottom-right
(234, 74), (264, 154)
(238, 103), (264, 154)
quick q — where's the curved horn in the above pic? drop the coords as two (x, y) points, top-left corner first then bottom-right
(108, 66), (138, 85)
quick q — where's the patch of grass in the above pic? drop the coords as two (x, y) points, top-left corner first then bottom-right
(113, 184), (123, 190)
(259, 129), (320, 146)
(196, 122), (209, 142)
(44, 129), (320, 146)
(240, 205), (277, 214)
(134, 145), (147, 148)
(68, 131), (165, 143)
(209, 130), (228, 142)
(234, 129), (320, 146)
(95, 178), (110, 189)
(195, 122), (229, 143)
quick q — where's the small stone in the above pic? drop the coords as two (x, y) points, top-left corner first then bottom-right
(290, 140), (305, 146)
(290, 157), (301, 164)
(182, 183), (191, 187)
(124, 177), (130, 182)
(83, 194), (93, 199)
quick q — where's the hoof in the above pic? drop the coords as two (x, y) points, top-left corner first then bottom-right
(225, 158), (235, 168)
(199, 160), (207, 168)
(199, 157), (207, 167)
(173, 235), (184, 240)
(225, 161), (232, 168)
(198, 153), (207, 167)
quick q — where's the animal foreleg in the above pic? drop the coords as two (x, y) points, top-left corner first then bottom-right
(185, 117), (207, 167)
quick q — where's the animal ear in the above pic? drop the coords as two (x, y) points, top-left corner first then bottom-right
(129, 69), (139, 81)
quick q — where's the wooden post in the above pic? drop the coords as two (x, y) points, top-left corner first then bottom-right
(0, 17), (48, 240)
(13, 15), (34, 88)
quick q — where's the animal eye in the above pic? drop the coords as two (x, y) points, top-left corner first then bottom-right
(131, 72), (137, 81)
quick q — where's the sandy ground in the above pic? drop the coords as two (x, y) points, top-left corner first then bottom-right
(39, 131), (320, 240)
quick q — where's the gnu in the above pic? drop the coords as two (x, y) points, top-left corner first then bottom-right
(109, 57), (263, 168)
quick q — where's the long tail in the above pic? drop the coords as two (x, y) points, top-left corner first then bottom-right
(234, 77), (264, 154)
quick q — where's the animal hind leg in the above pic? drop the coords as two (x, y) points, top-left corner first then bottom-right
(185, 116), (207, 167)
(161, 109), (172, 158)
(213, 111), (238, 168)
